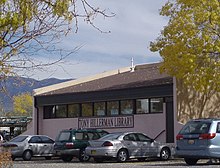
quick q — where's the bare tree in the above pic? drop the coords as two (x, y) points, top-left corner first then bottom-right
(0, 0), (114, 79)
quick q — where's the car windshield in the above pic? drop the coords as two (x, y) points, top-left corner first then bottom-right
(179, 121), (211, 134)
(99, 133), (122, 140)
(10, 136), (28, 142)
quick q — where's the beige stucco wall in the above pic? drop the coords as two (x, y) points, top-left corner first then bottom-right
(176, 79), (220, 124)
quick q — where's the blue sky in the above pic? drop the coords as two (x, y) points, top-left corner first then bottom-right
(31, 0), (168, 80)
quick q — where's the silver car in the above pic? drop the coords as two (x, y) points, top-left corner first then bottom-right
(85, 132), (172, 162)
(176, 118), (220, 165)
(1, 135), (55, 161)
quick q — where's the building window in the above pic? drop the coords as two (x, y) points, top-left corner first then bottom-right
(82, 103), (93, 117)
(43, 106), (56, 119)
(55, 105), (67, 118)
(121, 100), (133, 115)
(68, 104), (80, 118)
(136, 99), (149, 114)
(107, 101), (119, 116)
(94, 102), (106, 116)
(150, 98), (163, 113)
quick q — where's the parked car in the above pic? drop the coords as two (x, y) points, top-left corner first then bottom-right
(85, 132), (172, 163)
(54, 128), (109, 162)
(1, 135), (55, 161)
(175, 118), (220, 165)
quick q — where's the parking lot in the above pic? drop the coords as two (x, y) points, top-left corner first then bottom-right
(12, 158), (220, 168)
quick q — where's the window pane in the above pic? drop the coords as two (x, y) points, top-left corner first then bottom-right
(75, 132), (84, 140)
(44, 106), (56, 119)
(82, 103), (93, 117)
(121, 100), (133, 115)
(94, 102), (105, 116)
(68, 104), (80, 118)
(57, 132), (71, 141)
(136, 99), (149, 114)
(40, 136), (54, 143)
(56, 105), (67, 118)
(136, 133), (151, 141)
(107, 101), (119, 116)
(150, 98), (163, 113)
(11, 136), (28, 142)
(29, 136), (41, 143)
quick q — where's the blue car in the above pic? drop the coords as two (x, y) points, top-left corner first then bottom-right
(175, 118), (220, 165)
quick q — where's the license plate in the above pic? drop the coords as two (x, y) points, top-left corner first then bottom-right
(91, 150), (96, 155)
(188, 139), (195, 144)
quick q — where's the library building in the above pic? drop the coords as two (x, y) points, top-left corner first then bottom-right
(32, 63), (182, 143)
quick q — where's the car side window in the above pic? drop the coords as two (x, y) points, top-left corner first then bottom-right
(123, 133), (137, 141)
(86, 133), (94, 140)
(75, 132), (84, 140)
(216, 123), (220, 133)
(92, 133), (100, 140)
(136, 133), (151, 142)
(40, 136), (54, 143)
(29, 136), (42, 143)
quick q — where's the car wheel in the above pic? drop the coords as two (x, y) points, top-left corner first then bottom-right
(61, 155), (73, 162)
(160, 147), (170, 161)
(117, 149), (128, 162)
(79, 149), (90, 162)
(22, 150), (32, 161)
(94, 157), (104, 163)
(184, 158), (198, 165)
(45, 156), (52, 160)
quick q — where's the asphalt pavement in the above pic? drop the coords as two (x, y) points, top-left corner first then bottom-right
(11, 158), (220, 168)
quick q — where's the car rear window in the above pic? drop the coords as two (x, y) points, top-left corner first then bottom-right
(180, 121), (211, 134)
(10, 136), (28, 142)
(57, 131), (71, 141)
(99, 133), (121, 140)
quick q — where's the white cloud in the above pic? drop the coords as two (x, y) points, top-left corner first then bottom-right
(30, 0), (167, 80)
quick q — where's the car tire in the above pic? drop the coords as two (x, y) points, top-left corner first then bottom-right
(22, 150), (32, 161)
(61, 155), (73, 162)
(160, 147), (170, 161)
(45, 156), (52, 160)
(94, 157), (104, 163)
(117, 149), (128, 162)
(79, 149), (90, 162)
(184, 158), (198, 165)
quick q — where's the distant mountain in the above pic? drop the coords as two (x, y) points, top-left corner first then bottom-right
(0, 77), (72, 112)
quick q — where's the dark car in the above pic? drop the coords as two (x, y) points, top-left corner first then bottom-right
(54, 128), (108, 162)
(1, 135), (55, 161)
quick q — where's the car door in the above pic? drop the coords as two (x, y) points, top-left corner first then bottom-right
(28, 136), (43, 156)
(40, 136), (54, 155)
(122, 133), (142, 157)
(136, 133), (157, 157)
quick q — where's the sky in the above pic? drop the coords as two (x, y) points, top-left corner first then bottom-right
(31, 0), (168, 80)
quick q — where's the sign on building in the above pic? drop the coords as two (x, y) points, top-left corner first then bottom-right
(78, 116), (134, 129)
